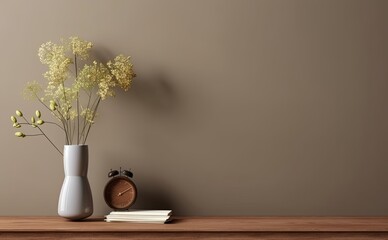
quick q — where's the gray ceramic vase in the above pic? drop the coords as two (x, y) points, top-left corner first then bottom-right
(58, 145), (93, 220)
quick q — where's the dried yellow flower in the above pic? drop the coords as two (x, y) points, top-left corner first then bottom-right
(108, 55), (135, 91)
(12, 36), (136, 149)
(23, 81), (42, 100)
(16, 110), (23, 117)
(69, 37), (93, 60)
(15, 132), (25, 138)
(11, 116), (17, 123)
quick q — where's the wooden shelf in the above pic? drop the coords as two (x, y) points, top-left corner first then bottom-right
(1, 216), (388, 239)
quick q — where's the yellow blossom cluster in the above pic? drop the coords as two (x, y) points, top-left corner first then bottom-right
(38, 42), (71, 86)
(77, 61), (116, 100)
(54, 85), (78, 120)
(107, 55), (136, 91)
(69, 37), (93, 60)
(23, 81), (42, 100)
(81, 107), (95, 124)
(15, 36), (136, 147)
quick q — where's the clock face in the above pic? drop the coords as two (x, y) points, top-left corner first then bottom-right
(104, 176), (137, 210)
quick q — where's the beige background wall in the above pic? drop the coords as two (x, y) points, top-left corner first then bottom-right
(1, 0), (388, 216)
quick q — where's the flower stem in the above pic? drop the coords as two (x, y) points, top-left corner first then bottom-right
(21, 116), (62, 156)
(35, 94), (69, 144)
(36, 125), (63, 156)
(83, 97), (101, 144)
(61, 82), (71, 144)
(45, 121), (65, 131)
(80, 89), (93, 141)
(75, 54), (80, 145)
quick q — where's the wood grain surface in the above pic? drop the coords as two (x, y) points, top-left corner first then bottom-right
(1, 217), (388, 239)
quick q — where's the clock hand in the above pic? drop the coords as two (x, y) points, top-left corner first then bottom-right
(117, 187), (132, 196)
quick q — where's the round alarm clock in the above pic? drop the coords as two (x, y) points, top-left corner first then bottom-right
(104, 168), (137, 210)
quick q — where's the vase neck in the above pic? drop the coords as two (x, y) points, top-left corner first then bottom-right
(63, 145), (89, 176)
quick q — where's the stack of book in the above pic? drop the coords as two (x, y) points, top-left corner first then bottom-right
(105, 210), (173, 224)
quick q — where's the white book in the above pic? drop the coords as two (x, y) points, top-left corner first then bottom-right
(105, 217), (172, 224)
(109, 210), (172, 216)
(107, 214), (171, 219)
(105, 215), (171, 222)
(105, 219), (169, 224)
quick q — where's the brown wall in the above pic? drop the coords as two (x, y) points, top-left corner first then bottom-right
(1, 0), (388, 216)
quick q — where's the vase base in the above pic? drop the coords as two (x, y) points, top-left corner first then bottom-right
(58, 211), (93, 221)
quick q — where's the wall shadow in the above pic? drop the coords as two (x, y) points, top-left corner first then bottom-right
(133, 182), (175, 211)
(98, 155), (175, 212)
(92, 45), (183, 214)
(120, 71), (184, 118)
(90, 45), (184, 117)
